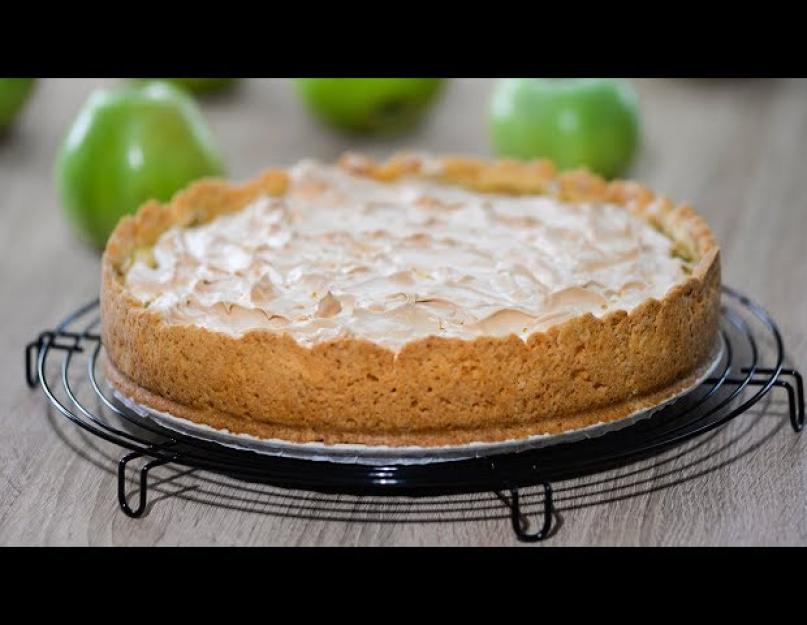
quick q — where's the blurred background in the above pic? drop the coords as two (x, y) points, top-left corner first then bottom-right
(2, 77), (806, 354)
(3, 78), (807, 547)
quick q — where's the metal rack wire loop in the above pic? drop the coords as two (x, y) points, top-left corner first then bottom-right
(509, 483), (553, 542)
(25, 287), (804, 542)
(117, 444), (178, 518)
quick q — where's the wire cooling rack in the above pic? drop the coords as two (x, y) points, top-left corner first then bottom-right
(25, 286), (803, 542)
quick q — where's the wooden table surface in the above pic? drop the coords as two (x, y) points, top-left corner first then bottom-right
(2, 78), (805, 546)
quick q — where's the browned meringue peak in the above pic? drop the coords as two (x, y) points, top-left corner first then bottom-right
(124, 159), (691, 350)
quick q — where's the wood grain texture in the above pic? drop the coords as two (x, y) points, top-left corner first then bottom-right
(1, 78), (805, 546)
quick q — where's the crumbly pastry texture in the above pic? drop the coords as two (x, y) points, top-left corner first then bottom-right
(101, 153), (721, 446)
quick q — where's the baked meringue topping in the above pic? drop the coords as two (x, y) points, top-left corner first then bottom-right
(125, 160), (692, 350)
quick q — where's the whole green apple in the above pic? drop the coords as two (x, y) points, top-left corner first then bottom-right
(294, 78), (445, 134)
(489, 78), (640, 178)
(0, 78), (35, 132)
(55, 81), (225, 249)
(132, 78), (237, 94)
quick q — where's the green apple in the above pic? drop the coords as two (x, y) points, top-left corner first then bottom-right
(55, 81), (225, 249)
(0, 78), (35, 132)
(294, 78), (445, 134)
(489, 78), (640, 178)
(132, 78), (237, 94)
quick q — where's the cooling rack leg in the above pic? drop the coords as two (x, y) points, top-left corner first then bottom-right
(508, 483), (554, 543)
(25, 338), (40, 388)
(25, 332), (52, 387)
(772, 377), (804, 433)
(25, 330), (88, 388)
(720, 369), (804, 433)
(117, 452), (173, 518)
(781, 370), (805, 432)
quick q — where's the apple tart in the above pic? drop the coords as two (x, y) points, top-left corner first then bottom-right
(101, 153), (721, 446)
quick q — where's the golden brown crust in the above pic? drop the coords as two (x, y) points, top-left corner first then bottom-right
(101, 153), (722, 447)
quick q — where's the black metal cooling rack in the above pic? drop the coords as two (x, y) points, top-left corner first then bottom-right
(25, 286), (804, 542)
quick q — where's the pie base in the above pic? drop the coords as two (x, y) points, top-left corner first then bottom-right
(107, 337), (722, 461)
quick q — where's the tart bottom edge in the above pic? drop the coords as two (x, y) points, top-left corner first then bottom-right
(103, 345), (720, 448)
